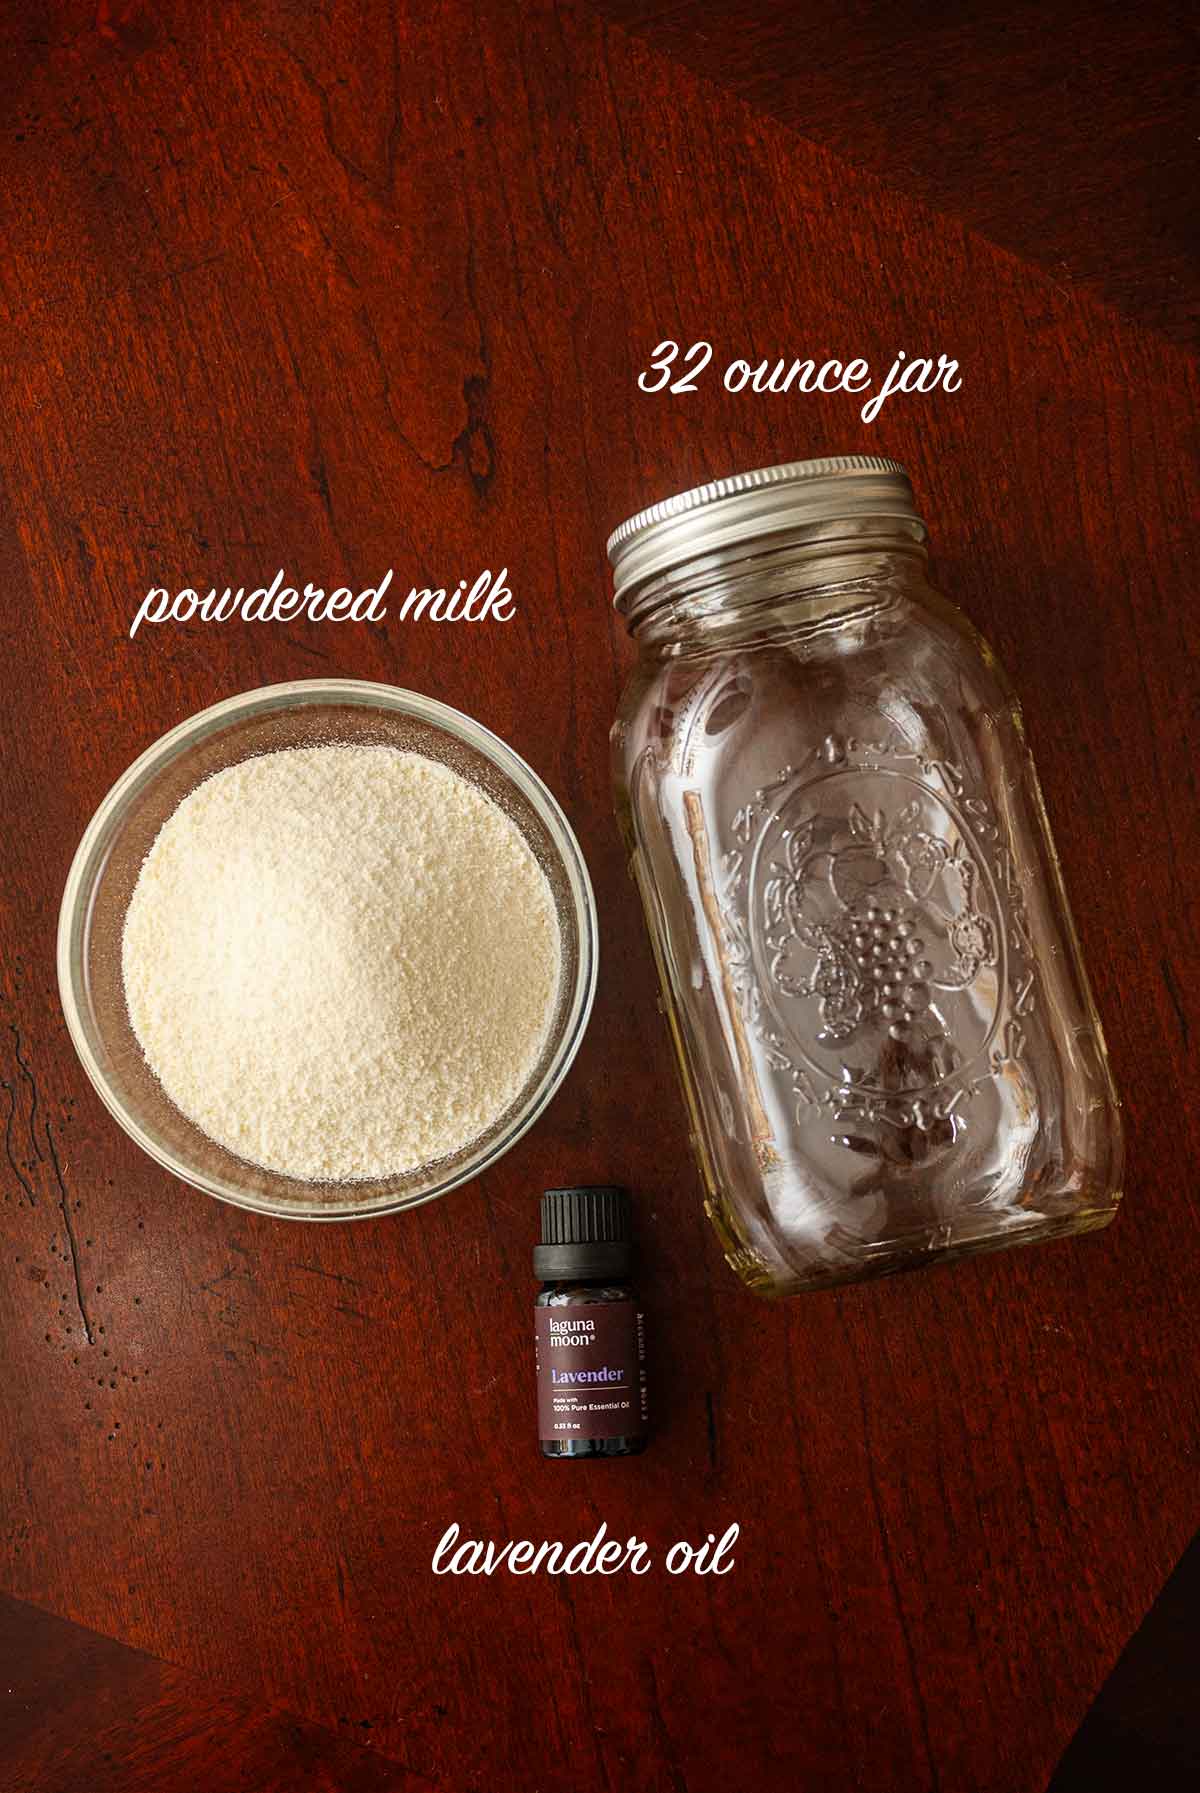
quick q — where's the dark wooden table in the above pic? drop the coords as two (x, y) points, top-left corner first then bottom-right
(1, 4), (1196, 1790)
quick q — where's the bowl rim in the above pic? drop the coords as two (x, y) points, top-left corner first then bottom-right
(56, 678), (599, 1221)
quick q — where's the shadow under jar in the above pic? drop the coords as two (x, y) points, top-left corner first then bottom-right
(608, 457), (1123, 1297)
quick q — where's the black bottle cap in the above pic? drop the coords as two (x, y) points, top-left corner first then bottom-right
(534, 1186), (632, 1283)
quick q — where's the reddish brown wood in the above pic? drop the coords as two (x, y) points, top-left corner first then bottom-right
(0, 1593), (416, 1790)
(1046, 1535), (1200, 1787)
(594, 0), (1199, 345)
(0, 3), (1196, 1791)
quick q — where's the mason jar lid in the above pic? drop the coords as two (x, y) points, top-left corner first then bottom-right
(606, 455), (920, 612)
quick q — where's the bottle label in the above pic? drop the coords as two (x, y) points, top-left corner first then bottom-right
(535, 1300), (647, 1443)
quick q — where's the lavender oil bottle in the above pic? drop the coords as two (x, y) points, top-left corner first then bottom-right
(533, 1187), (648, 1458)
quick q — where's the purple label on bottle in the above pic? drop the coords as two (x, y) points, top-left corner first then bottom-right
(535, 1301), (648, 1443)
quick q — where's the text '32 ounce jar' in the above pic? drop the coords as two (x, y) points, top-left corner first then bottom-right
(608, 457), (1123, 1297)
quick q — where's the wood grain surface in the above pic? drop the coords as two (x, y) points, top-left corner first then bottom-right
(0, 3), (1197, 1790)
(0, 1592), (415, 1792)
(1045, 1534), (1200, 1789)
(598, 0), (1199, 345)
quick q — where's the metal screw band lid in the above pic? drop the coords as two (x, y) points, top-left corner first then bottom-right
(606, 455), (920, 611)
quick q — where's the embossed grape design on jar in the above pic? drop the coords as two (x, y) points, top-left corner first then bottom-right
(608, 458), (1123, 1296)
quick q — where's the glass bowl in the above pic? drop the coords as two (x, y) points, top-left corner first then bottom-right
(57, 680), (598, 1221)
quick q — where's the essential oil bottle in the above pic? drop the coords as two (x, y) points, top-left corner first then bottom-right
(533, 1187), (648, 1458)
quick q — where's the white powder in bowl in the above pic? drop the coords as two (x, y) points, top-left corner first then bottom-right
(121, 745), (562, 1181)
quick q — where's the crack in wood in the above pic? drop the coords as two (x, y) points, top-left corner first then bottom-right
(43, 1119), (93, 1346)
(1162, 954), (1189, 1048)
(10, 1025), (44, 1162)
(2, 1079), (37, 1205)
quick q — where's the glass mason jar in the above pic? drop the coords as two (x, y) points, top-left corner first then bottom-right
(608, 457), (1123, 1296)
